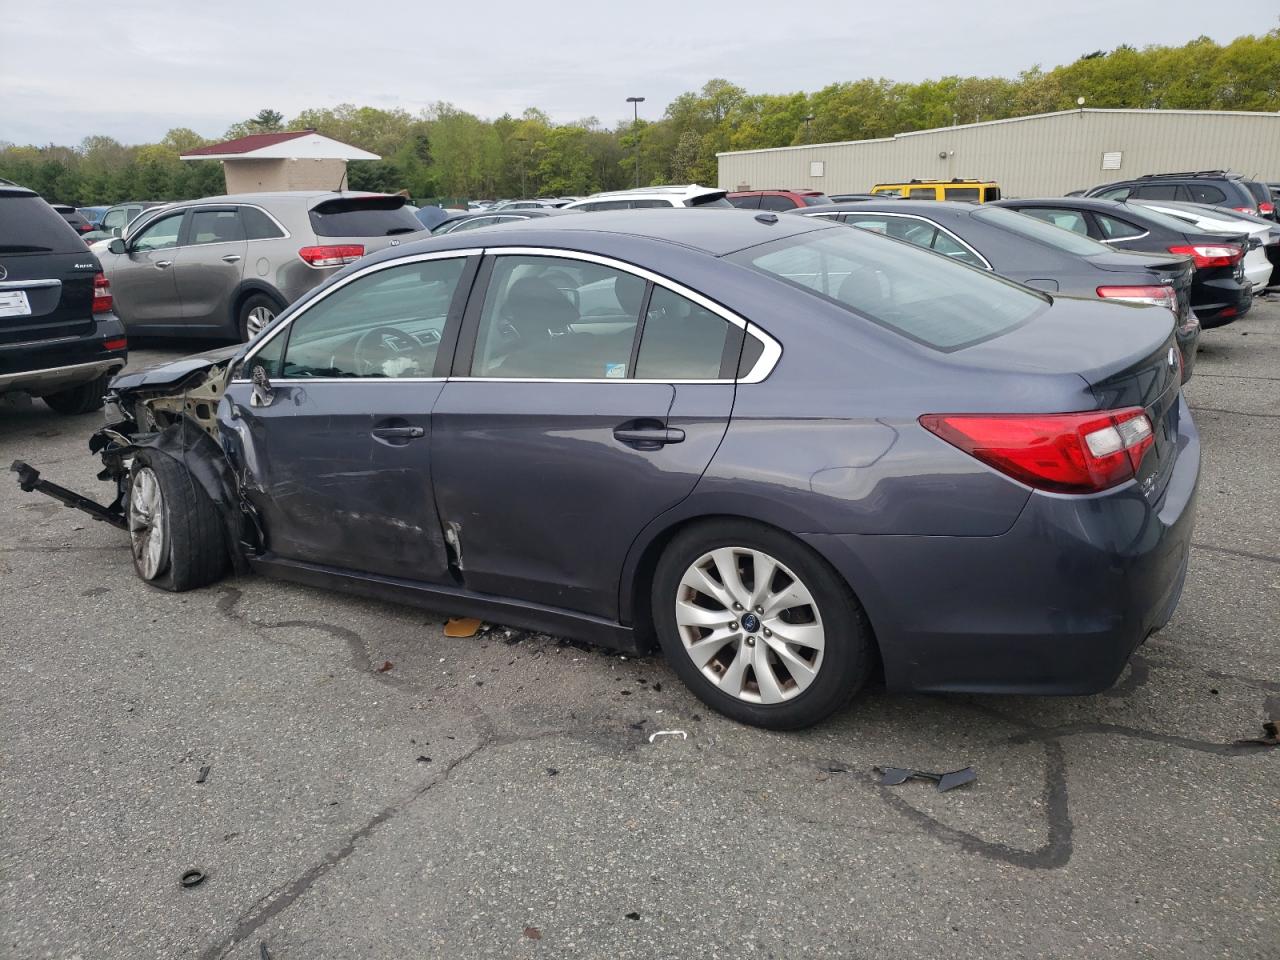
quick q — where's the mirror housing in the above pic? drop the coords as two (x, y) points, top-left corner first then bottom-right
(108, 238), (126, 255)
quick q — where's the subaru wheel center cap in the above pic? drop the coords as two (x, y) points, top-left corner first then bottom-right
(741, 613), (761, 633)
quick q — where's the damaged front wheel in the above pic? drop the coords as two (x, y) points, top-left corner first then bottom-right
(127, 452), (227, 591)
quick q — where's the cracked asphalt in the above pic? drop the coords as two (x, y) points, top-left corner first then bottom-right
(2, 300), (1277, 960)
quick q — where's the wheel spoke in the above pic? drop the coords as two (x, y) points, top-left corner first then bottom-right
(760, 582), (811, 619)
(718, 644), (750, 697)
(685, 628), (737, 669)
(747, 552), (778, 609)
(681, 564), (735, 610)
(764, 636), (819, 691)
(765, 619), (825, 652)
(709, 548), (751, 607)
(675, 600), (735, 630)
(752, 645), (787, 703)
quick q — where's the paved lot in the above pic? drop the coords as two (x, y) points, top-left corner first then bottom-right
(2, 303), (1277, 960)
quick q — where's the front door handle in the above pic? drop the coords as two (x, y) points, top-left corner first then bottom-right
(613, 422), (685, 449)
(154, 260), (172, 269)
(372, 425), (425, 443)
(221, 254), (242, 263)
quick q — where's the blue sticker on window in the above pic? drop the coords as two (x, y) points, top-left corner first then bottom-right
(605, 363), (626, 379)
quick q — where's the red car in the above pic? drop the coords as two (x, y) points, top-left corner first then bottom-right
(728, 189), (832, 211)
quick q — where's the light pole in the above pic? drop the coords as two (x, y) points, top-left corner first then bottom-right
(801, 114), (814, 143)
(626, 96), (645, 188)
(515, 136), (528, 198)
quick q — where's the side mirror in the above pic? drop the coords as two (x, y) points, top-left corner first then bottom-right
(108, 238), (126, 255)
(250, 364), (275, 408)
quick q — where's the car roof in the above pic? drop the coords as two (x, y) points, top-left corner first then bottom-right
(0, 186), (39, 198)
(162, 190), (397, 208)
(810, 199), (977, 217)
(371, 208), (836, 263)
(997, 197), (1139, 213)
(576, 184), (723, 200)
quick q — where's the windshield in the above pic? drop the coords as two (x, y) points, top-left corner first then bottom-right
(727, 225), (1048, 351)
(972, 205), (1113, 256)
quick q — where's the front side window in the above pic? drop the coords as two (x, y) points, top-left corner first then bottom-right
(471, 255), (645, 379)
(189, 209), (245, 246)
(131, 212), (184, 252)
(634, 287), (731, 379)
(728, 226), (1046, 351)
(982, 187), (1002, 201)
(102, 208), (128, 232)
(278, 258), (466, 378)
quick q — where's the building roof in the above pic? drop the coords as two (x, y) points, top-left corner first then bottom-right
(716, 108), (1280, 157)
(181, 130), (379, 162)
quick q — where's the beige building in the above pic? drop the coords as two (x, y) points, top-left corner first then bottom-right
(717, 109), (1280, 197)
(181, 130), (379, 194)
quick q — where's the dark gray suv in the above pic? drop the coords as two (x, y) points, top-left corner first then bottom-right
(94, 191), (426, 341)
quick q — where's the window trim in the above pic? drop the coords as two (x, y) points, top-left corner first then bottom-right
(233, 248), (484, 383)
(827, 211), (993, 270)
(447, 246), (779, 385)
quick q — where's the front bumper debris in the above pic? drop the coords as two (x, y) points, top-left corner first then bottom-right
(10, 459), (126, 530)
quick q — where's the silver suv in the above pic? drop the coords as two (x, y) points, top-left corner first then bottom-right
(95, 191), (425, 340)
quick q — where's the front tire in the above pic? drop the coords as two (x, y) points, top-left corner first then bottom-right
(42, 373), (111, 415)
(127, 452), (227, 592)
(652, 519), (873, 729)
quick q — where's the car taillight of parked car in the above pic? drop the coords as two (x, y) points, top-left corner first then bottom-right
(1166, 244), (1242, 270)
(1095, 285), (1178, 312)
(919, 408), (1155, 494)
(1257, 202), (1275, 217)
(298, 244), (365, 268)
(103, 337), (127, 352)
(92, 272), (112, 314)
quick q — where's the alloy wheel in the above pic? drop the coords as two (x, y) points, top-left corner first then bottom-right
(128, 466), (169, 580)
(246, 305), (275, 338)
(675, 547), (825, 704)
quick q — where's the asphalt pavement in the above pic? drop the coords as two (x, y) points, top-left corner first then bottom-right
(1, 303), (1277, 959)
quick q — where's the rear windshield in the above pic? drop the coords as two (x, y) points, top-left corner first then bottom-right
(1243, 180), (1270, 205)
(801, 195), (833, 206)
(972, 205), (1113, 256)
(0, 193), (86, 254)
(308, 196), (422, 237)
(727, 225), (1047, 351)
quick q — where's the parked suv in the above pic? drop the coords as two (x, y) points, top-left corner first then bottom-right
(728, 190), (832, 210)
(871, 180), (1002, 202)
(1086, 171), (1275, 221)
(0, 186), (127, 413)
(96, 191), (426, 341)
(562, 185), (730, 211)
(94, 201), (166, 239)
(50, 204), (94, 236)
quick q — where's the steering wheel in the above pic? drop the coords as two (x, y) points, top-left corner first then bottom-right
(352, 326), (417, 377)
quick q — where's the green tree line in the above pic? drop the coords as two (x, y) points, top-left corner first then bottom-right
(3, 29), (1277, 205)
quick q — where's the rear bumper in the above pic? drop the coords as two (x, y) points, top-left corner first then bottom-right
(0, 313), (127, 396)
(1194, 275), (1252, 327)
(804, 399), (1200, 695)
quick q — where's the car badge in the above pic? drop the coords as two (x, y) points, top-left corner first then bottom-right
(390, 239), (400, 246)
(0, 264), (7, 281)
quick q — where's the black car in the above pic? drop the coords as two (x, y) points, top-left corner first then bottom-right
(429, 207), (574, 234)
(995, 197), (1253, 329)
(0, 186), (127, 413)
(795, 201), (1199, 380)
(1086, 171), (1275, 222)
(50, 203), (95, 237)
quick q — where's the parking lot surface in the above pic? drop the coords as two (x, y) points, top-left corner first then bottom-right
(2, 304), (1277, 960)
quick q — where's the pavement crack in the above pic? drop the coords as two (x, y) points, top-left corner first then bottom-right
(1188, 405), (1280, 420)
(1192, 542), (1280, 566)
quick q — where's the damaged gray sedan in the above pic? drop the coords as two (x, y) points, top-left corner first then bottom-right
(13, 210), (1199, 729)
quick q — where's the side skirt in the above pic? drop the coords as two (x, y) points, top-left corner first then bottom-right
(249, 553), (644, 654)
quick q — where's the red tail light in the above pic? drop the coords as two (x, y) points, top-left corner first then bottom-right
(92, 272), (113, 314)
(920, 408), (1156, 494)
(103, 337), (127, 352)
(1231, 206), (1254, 214)
(1258, 202), (1275, 216)
(1096, 285), (1177, 311)
(298, 244), (365, 267)
(1166, 244), (1242, 269)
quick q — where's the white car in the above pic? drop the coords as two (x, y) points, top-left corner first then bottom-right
(562, 185), (731, 211)
(1133, 200), (1276, 291)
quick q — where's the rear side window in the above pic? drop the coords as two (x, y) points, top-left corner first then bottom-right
(729, 228), (1046, 351)
(308, 196), (422, 238)
(578, 199), (632, 211)
(189, 209), (245, 245)
(241, 206), (286, 240)
(1095, 214), (1146, 240)
(0, 194), (85, 254)
(801, 194), (833, 206)
(907, 187), (938, 200)
(945, 188), (981, 202)
(972, 205), (1112, 256)
(632, 199), (672, 209)
(1018, 207), (1089, 235)
(759, 195), (797, 211)
(1184, 183), (1227, 205)
(729, 195), (762, 209)
(1133, 184), (1179, 200)
(635, 287), (731, 379)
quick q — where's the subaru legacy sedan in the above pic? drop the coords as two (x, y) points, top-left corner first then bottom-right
(14, 210), (1199, 729)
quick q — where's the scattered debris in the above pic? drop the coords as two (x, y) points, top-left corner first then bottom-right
(625, 911), (641, 920)
(377, 660), (394, 673)
(620, 690), (632, 696)
(546, 767), (559, 776)
(1234, 720), (1279, 747)
(648, 729), (688, 743)
(628, 720), (647, 730)
(444, 617), (483, 638)
(195, 765), (211, 785)
(180, 869), (207, 888)
(821, 762), (848, 774)
(416, 756), (432, 763)
(652, 682), (662, 692)
(259, 943), (271, 960)
(877, 765), (976, 792)
(523, 926), (542, 940)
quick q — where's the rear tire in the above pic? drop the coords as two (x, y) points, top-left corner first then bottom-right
(127, 451), (227, 592)
(238, 293), (281, 342)
(42, 373), (111, 415)
(652, 519), (873, 730)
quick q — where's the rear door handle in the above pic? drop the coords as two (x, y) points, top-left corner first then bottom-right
(221, 254), (242, 263)
(613, 424), (685, 448)
(154, 260), (172, 269)
(372, 425), (425, 441)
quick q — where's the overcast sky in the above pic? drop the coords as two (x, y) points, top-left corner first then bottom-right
(3, 0), (1277, 146)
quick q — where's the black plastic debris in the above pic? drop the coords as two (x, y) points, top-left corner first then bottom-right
(625, 911), (641, 920)
(259, 943), (271, 960)
(180, 869), (206, 888)
(416, 756), (432, 763)
(877, 765), (976, 792)
(195, 765), (211, 785)
(1234, 720), (1279, 747)
(546, 768), (559, 776)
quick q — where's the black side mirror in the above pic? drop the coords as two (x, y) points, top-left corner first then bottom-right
(108, 238), (126, 255)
